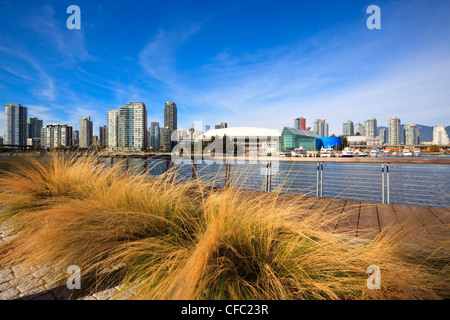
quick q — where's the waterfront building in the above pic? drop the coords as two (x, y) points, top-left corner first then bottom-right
(388, 117), (401, 145)
(281, 127), (341, 151)
(364, 118), (377, 138)
(41, 124), (73, 149)
(159, 127), (164, 149)
(347, 135), (372, 146)
(404, 124), (419, 145)
(73, 130), (79, 146)
(313, 119), (328, 137)
(342, 120), (354, 136)
(107, 109), (119, 149)
(366, 136), (383, 146)
(149, 120), (160, 150)
(197, 127), (281, 155)
(294, 117), (306, 131)
(354, 122), (363, 136)
(93, 135), (99, 146)
(118, 102), (147, 151)
(4, 103), (27, 146)
(79, 116), (93, 148)
(163, 101), (177, 152)
(27, 117), (43, 140)
(281, 127), (318, 151)
(379, 128), (386, 144)
(99, 125), (108, 147)
(432, 126), (450, 145)
(27, 138), (40, 147)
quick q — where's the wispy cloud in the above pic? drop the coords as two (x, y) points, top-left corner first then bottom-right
(139, 23), (201, 84)
(0, 45), (56, 101)
(24, 5), (91, 63)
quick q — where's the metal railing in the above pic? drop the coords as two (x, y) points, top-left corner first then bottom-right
(107, 156), (450, 208)
(188, 157), (450, 208)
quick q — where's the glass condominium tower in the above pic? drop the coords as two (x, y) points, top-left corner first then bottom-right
(388, 117), (401, 145)
(150, 121), (160, 150)
(118, 102), (147, 151)
(404, 124), (419, 145)
(342, 120), (354, 136)
(163, 101), (177, 152)
(4, 103), (27, 146)
(79, 116), (93, 148)
(27, 117), (43, 139)
(364, 118), (377, 138)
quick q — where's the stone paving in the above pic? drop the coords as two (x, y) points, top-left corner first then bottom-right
(0, 223), (132, 300)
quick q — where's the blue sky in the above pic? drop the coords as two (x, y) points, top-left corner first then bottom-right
(1, 0), (449, 137)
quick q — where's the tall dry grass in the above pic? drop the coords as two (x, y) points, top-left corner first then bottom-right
(0, 153), (448, 299)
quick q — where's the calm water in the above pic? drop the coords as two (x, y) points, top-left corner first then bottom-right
(109, 155), (450, 208)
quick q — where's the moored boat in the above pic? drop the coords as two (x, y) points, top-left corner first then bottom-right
(341, 147), (354, 158)
(320, 147), (335, 157)
(292, 147), (307, 157)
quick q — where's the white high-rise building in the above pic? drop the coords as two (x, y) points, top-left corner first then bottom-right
(432, 126), (449, 145)
(118, 102), (147, 151)
(41, 124), (73, 149)
(107, 110), (119, 149)
(313, 119), (328, 137)
(388, 117), (401, 145)
(404, 124), (419, 145)
(364, 118), (377, 138)
(342, 120), (354, 136)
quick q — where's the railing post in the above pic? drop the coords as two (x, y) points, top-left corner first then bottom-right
(316, 161), (320, 197)
(381, 163), (385, 204)
(386, 163), (390, 204)
(265, 161), (272, 193)
(225, 161), (231, 188)
(320, 162), (324, 198)
(191, 160), (198, 180)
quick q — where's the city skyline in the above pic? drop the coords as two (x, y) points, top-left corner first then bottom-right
(0, 1), (449, 137)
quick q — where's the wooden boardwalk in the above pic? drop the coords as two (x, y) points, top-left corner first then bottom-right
(301, 196), (448, 247)
(240, 191), (449, 249)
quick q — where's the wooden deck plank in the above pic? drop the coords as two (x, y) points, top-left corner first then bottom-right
(427, 207), (450, 225)
(408, 205), (449, 243)
(376, 203), (400, 232)
(391, 204), (423, 227)
(357, 201), (380, 239)
(297, 196), (321, 210)
(309, 197), (333, 212)
(321, 198), (346, 232)
(335, 200), (360, 237)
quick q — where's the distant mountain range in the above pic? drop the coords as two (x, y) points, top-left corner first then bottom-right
(377, 125), (450, 143)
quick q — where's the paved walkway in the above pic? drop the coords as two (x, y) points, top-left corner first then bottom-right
(0, 224), (133, 300)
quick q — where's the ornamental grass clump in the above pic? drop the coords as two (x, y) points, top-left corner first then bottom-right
(0, 154), (448, 299)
